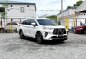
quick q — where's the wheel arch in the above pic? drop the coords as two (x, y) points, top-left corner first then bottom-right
(19, 29), (22, 35)
(35, 31), (43, 38)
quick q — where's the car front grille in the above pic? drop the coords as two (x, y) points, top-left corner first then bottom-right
(53, 28), (66, 35)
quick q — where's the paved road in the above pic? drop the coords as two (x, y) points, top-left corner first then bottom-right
(0, 33), (86, 59)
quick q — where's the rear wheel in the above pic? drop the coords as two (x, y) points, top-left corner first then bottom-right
(0, 28), (5, 33)
(14, 28), (18, 33)
(36, 32), (43, 44)
(19, 30), (25, 39)
(83, 30), (86, 34)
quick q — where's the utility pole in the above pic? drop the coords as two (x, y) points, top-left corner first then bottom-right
(60, 0), (63, 25)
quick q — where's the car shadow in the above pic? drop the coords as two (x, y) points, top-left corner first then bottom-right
(22, 37), (65, 45)
(42, 40), (65, 45)
(75, 33), (86, 35)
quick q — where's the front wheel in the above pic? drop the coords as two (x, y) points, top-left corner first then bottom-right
(19, 30), (25, 39)
(36, 33), (43, 44)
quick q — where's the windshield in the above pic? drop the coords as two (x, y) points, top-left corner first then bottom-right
(37, 19), (57, 25)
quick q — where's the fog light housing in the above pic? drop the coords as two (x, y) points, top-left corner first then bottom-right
(45, 32), (48, 37)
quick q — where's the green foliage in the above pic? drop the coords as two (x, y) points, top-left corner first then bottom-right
(67, 0), (83, 9)
(0, 0), (8, 19)
(47, 15), (57, 20)
(0, 7), (5, 12)
(1, 12), (6, 19)
(67, 6), (72, 9)
(75, 0), (83, 6)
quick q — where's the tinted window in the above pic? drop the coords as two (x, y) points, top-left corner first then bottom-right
(22, 20), (30, 25)
(37, 19), (57, 25)
(6, 22), (17, 25)
(22, 19), (37, 25)
(6, 23), (10, 25)
(11, 22), (17, 25)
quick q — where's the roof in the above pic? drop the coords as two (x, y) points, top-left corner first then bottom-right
(0, 1), (36, 5)
(76, 0), (86, 12)
(0, 1), (36, 11)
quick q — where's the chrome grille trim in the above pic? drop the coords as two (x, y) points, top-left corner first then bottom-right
(53, 28), (66, 35)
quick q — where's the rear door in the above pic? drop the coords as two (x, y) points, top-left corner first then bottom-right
(21, 19), (31, 36)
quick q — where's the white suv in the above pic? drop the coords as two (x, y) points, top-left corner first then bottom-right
(18, 18), (68, 44)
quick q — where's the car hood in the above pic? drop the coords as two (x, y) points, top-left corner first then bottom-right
(43, 25), (65, 29)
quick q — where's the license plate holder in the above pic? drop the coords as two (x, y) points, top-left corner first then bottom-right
(58, 35), (63, 37)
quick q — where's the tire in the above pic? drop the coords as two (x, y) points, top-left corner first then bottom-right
(83, 30), (86, 34)
(14, 29), (18, 33)
(0, 28), (5, 33)
(36, 32), (43, 44)
(19, 30), (25, 39)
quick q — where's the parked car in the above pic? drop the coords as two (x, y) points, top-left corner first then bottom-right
(18, 18), (68, 44)
(5, 22), (20, 33)
(0, 25), (4, 33)
(74, 23), (86, 34)
(69, 26), (75, 33)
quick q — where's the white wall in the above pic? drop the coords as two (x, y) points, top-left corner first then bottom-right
(0, 4), (36, 27)
(6, 4), (36, 19)
(57, 9), (86, 28)
(58, 9), (75, 18)
(0, 4), (36, 19)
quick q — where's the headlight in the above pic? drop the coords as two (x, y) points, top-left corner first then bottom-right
(43, 27), (53, 30)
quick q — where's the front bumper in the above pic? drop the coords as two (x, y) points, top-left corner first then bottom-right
(44, 34), (68, 40)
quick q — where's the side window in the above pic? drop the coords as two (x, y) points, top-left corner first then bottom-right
(22, 21), (26, 25)
(22, 19), (31, 25)
(6, 23), (10, 25)
(20, 7), (24, 13)
(11, 22), (17, 25)
(30, 19), (37, 26)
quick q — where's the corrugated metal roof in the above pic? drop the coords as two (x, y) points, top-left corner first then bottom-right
(76, 0), (86, 12)
(0, 1), (36, 11)
(0, 1), (35, 5)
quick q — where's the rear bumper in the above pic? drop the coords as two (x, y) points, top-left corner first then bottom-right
(75, 29), (83, 33)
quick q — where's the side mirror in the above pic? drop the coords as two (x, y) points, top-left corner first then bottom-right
(31, 23), (36, 27)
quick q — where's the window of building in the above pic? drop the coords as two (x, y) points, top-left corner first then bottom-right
(27, 5), (29, 7)
(11, 5), (12, 7)
(20, 7), (25, 13)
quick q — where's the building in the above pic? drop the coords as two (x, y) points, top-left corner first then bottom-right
(58, 3), (86, 29)
(76, 0), (86, 24)
(0, 1), (36, 26)
(57, 8), (76, 28)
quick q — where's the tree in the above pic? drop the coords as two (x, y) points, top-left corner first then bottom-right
(67, 6), (72, 9)
(75, 0), (83, 6)
(67, 0), (83, 9)
(47, 15), (57, 20)
(1, 0), (8, 19)
(0, 0), (8, 33)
